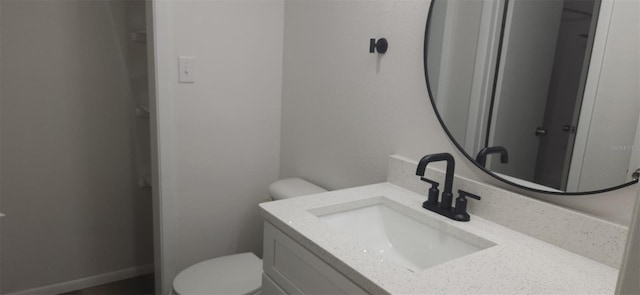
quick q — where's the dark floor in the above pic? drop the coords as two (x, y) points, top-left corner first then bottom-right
(60, 274), (155, 295)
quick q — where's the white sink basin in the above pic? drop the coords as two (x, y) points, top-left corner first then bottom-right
(316, 200), (494, 271)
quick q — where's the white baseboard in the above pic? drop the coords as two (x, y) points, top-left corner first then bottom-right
(5, 264), (154, 295)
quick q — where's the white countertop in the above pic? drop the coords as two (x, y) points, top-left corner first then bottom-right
(259, 182), (619, 294)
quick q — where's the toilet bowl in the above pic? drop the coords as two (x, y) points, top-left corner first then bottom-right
(172, 178), (327, 295)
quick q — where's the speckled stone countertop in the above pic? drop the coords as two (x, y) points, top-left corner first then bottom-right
(259, 183), (618, 294)
(387, 155), (628, 268)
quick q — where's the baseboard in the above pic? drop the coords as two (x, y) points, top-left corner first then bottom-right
(5, 264), (154, 295)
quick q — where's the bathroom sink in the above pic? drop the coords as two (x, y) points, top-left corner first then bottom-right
(315, 200), (494, 271)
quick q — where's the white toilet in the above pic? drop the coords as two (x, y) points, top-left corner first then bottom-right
(172, 178), (327, 295)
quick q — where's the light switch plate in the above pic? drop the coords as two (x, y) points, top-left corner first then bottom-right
(178, 56), (195, 83)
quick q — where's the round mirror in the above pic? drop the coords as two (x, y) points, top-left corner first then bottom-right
(424, 0), (639, 194)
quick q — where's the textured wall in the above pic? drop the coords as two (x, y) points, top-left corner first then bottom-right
(280, 0), (472, 190)
(152, 1), (284, 293)
(0, 1), (152, 293)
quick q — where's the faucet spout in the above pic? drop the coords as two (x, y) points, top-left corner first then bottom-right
(416, 152), (481, 221)
(475, 146), (509, 167)
(416, 153), (455, 197)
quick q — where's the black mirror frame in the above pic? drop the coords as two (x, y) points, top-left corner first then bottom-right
(423, 0), (637, 195)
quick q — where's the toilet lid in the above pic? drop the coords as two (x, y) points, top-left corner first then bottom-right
(173, 252), (262, 295)
(269, 178), (327, 200)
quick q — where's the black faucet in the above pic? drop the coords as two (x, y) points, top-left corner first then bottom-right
(416, 153), (481, 222)
(475, 146), (509, 167)
(416, 153), (455, 209)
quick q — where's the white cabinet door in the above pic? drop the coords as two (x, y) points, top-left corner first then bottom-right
(262, 222), (367, 295)
(262, 273), (287, 295)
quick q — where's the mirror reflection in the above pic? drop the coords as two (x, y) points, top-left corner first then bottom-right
(426, 0), (639, 193)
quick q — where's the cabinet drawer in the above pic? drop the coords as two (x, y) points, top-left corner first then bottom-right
(263, 222), (367, 294)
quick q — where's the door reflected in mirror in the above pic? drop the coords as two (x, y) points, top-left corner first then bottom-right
(425, 0), (639, 193)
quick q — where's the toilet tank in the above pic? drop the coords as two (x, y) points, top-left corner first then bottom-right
(269, 178), (327, 200)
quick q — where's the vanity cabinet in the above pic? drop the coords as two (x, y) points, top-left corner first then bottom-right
(262, 222), (367, 295)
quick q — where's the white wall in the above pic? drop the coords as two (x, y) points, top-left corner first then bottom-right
(631, 118), (640, 183)
(109, 0), (153, 186)
(151, 1), (284, 293)
(279, 0), (636, 226)
(280, 0), (476, 190)
(427, 0), (483, 148)
(0, 1), (152, 293)
(576, 0), (639, 191)
(489, 0), (563, 181)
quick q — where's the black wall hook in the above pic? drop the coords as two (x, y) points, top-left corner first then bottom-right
(369, 38), (388, 54)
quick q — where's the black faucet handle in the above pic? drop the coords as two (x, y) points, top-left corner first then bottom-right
(420, 177), (439, 187)
(458, 190), (481, 201)
(453, 190), (482, 221)
(420, 177), (440, 205)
